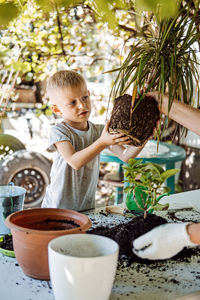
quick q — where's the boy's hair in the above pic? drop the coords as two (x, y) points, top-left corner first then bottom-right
(47, 70), (86, 91)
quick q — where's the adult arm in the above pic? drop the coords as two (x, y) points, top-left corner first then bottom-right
(108, 143), (146, 163)
(148, 92), (200, 136)
(187, 223), (200, 244)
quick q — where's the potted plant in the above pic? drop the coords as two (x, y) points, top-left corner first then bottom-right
(90, 159), (179, 261)
(123, 158), (179, 217)
(108, 1), (200, 143)
(5, 208), (92, 280)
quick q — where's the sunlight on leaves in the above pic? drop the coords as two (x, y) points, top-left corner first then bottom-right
(0, 2), (20, 28)
(35, 0), (84, 11)
(135, 0), (178, 20)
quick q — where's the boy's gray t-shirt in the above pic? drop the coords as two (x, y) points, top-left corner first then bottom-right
(42, 121), (104, 211)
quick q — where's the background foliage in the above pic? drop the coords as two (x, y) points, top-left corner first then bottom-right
(0, 0), (180, 82)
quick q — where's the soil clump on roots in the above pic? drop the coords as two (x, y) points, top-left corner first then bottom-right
(109, 94), (160, 146)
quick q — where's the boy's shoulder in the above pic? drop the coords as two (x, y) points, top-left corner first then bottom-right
(89, 122), (103, 126)
(88, 121), (104, 133)
(49, 121), (74, 137)
(50, 121), (104, 136)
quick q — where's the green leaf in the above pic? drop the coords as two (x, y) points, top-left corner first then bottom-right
(127, 158), (144, 168)
(160, 169), (179, 181)
(142, 163), (162, 176)
(12, 61), (32, 73)
(135, 0), (178, 20)
(152, 202), (169, 211)
(0, 2), (20, 28)
(160, 186), (171, 194)
(91, 0), (118, 30)
(35, 0), (83, 11)
(150, 162), (165, 174)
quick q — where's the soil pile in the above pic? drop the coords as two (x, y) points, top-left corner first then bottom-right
(88, 214), (200, 265)
(0, 234), (14, 251)
(22, 218), (80, 230)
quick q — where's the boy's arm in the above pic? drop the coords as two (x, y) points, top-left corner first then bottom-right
(108, 143), (146, 163)
(55, 122), (130, 170)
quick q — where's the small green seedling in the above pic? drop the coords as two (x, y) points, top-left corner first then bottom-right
(123, 158), (179, 218)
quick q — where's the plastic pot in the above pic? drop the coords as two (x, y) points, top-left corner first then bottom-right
(5, 208), (92, 280)
(0, 184), (26, 235)
(126, 185), (168, 212)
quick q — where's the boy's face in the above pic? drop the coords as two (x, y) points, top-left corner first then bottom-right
(49, 83), (91, 130)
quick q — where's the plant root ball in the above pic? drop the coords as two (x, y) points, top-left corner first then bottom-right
(109, 94), (160, 146)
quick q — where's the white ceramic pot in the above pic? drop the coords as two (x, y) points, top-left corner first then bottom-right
(48, 234), (119, 300)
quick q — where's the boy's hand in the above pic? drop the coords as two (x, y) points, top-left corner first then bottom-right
(132, 223), (197, 260)
(100, 121), (131, 147)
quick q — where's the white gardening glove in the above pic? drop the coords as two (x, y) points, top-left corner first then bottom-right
(132, 223), (197, 260)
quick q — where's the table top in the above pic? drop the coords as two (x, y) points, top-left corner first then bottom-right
(1, 189), (200, 300)
(100, 140), (186, 164)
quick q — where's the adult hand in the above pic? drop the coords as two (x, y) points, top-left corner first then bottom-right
(147, 91), (171, 115)
(132, 223), (197, 260)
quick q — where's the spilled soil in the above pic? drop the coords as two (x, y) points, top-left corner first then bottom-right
(0, 234), (14, 251)
(88, 213), (200, 265)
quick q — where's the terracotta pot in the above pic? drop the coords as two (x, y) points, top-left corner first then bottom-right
(5, 208), (92, 280)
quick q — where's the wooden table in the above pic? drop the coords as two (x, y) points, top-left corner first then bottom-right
(1, 190), (200, 300)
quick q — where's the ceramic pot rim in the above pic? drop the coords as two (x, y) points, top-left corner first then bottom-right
(5, 208), (92, 235)
(48, 233), (119, 259)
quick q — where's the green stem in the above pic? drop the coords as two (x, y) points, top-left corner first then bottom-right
(134, 197), (145, 212)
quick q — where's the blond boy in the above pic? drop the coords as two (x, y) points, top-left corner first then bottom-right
(42, 70), (145, 211)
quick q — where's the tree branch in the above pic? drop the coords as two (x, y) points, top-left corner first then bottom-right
(55, 4), (67, 58)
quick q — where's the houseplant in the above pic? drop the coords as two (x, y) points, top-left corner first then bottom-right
(123, 158), (179, 217)
(109, 1), (200, 143)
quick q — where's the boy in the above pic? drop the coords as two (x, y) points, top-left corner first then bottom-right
(42, 70), (145, 211)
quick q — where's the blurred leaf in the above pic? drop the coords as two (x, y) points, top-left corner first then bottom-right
(160, 169), (179, 181)
(0, 2), (20, 28)
(152, 202), (169, 211)
(98, 106), (106, 115)
(92, 0), (118, 30)
(35, 0), (83, 11)
(12, 61), (32, 73)
(135, 0), (178, 20)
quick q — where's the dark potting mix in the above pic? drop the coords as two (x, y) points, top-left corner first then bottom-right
(0, 234), (14, 251)
(109, 94), (160, 146)
(88, 211), (200, 266)
(18, 218), (80, 231)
